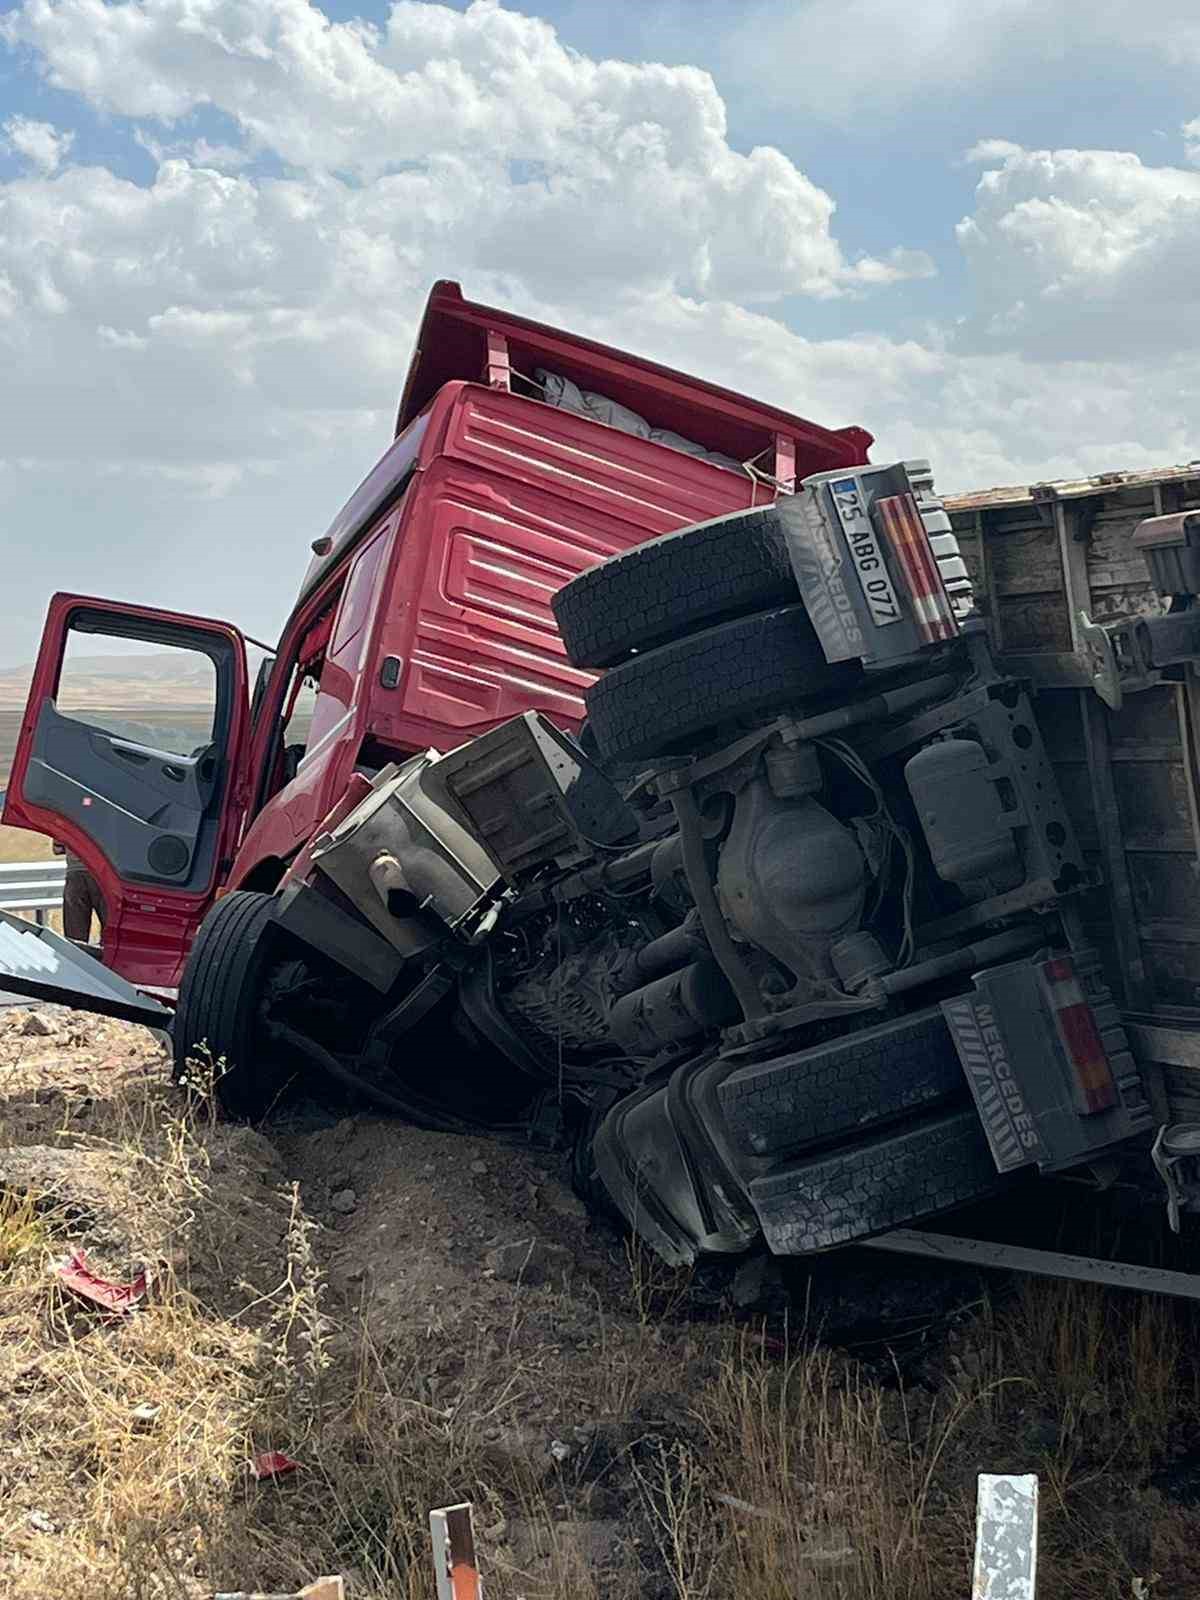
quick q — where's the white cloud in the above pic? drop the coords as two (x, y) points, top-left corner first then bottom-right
(135, 128), (253, 169)
(563, 291), (1200, 495)
(0, 0), (1198, 662)
(0, 0), (940, 486)
(668, 0), (1200, 127)
(2, 113), (74, 173)
(957, 139), (1200, 358)
(1, 0), (931, 303)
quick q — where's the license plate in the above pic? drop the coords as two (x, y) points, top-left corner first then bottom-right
(829, 478), (902, 626)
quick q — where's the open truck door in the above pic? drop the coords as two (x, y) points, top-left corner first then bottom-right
(1, 595), (251, 993)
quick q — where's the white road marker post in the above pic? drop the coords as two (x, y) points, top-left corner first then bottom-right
(973, 1473), (1038, 1599)
(430, 1502), (482, 1600)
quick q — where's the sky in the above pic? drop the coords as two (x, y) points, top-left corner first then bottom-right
(3, 0), (1200, 664)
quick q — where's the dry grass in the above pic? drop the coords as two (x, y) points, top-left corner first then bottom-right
(1, 1024), (1198, 1599)
(0, 1045), (664, 1598)
(0, 822), (52, 863)
(697, 1338), (968, 1598)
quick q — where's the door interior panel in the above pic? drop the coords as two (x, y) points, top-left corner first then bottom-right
(19, 605), (243, 896)
(24, 705), (220, 890)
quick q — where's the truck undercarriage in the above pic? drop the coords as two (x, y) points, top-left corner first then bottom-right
(161, 465), (1200, 1271)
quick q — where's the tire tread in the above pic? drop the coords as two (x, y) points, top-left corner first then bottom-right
(585, 605), (856, 764)
(718, 1009), (964, 1161)
(552, 504), (797, 667)
(749, 1108), (1001, 1253)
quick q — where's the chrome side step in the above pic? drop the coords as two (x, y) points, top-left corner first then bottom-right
(862, 1227), (1200, 1302)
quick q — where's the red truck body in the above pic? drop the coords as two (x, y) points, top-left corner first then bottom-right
(3, 282), (871, 987)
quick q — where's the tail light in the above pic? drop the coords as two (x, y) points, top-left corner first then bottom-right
(874, 492), (959, 644)
(1040, 956), (1118, 1113)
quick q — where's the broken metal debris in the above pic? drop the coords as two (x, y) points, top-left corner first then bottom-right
(249, 1450), (302, 1481)
(54, 1250), (147, 1315)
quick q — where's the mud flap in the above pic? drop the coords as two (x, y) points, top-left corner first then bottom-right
(0, 910), (173, 1029)
(592, 1059), (758, 1266)
(939, 952), (1152, 1174)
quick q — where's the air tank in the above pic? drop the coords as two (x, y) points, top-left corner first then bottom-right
(904, 737), (1021, 889)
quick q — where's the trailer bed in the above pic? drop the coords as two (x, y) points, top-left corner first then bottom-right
(948, 466), (1200, 1117)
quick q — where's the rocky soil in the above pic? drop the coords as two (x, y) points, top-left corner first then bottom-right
(1, 1003), (1198, 1598)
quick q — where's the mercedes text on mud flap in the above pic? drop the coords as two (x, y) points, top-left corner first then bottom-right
(5, 280), (1200, 1272)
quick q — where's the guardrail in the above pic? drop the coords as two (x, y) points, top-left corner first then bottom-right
(0, 859), (66, 923)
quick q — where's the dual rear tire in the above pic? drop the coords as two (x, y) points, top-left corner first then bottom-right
(553, 503), (857, 765)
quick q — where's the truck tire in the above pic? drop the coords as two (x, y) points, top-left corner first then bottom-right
(172, 891), (294, 1119)
(717, 1009), (965, 1162)
(585, 605), (858, 765)
(552, 504), (796, 667)
(748, 1108), (1002, 1254)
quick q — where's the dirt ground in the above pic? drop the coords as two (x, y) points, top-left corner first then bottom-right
(2, 1008), (1199, 1599)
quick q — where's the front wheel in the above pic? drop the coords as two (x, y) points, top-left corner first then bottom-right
(172, 891), (295, 1118)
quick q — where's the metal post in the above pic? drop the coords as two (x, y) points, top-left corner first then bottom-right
(973, 1473), (1038, 1599)
(430, 1503), (482, 1600)
(773, 433), (796, 494)
(485, 330), (511, 392)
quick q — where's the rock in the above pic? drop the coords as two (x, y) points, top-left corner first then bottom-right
(731, 1253), (787, 1311)
(486, 1237), (573, 1286)
(331, 1188), (358, 1215)
(22, 1012), (58, 1038)
(27, 1509), (55, 1533)
(470, 1160), (489, 1176)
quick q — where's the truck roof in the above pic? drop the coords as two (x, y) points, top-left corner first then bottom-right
(947, 460), (1200, 512)
(396, 280), (872, 471)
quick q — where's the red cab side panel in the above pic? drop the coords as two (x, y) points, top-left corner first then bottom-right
(367, 383), (767, 748)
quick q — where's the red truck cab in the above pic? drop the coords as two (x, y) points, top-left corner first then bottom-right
(2, 281), (871, 988)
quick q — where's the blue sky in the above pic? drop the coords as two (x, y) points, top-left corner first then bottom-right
(3, 0), (1200, 663)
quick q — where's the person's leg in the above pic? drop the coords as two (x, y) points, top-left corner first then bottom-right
(87, 872), (107, 933)
(62, 872), (93, 941)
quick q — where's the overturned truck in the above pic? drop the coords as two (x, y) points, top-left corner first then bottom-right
(5, 281), (1200, 1271)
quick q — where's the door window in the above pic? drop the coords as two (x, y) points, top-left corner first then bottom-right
(19, 605), (243, 893)
(56, 631), (218, 758)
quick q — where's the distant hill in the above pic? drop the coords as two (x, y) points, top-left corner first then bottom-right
(0, 653), (214, 710)
(0, 652), (213, 683)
